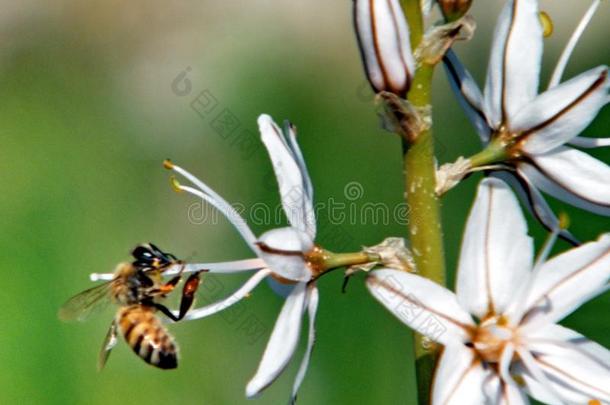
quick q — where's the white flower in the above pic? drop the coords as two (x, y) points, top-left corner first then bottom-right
(353, 0), (416, 96)
(91, 114), (319, 403)
(367, 177), (610, 404)
(443, 0), (610, 244)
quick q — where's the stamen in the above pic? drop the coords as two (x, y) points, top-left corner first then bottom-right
(89, 258), (266, 281)
(165, 161), (259, 252)
(163, 159), (174, 170)
(170, 176), (182, 193)
(548, 0), (601, 89)
(180, 268), (272, 321)
(178, 184), (259, 252)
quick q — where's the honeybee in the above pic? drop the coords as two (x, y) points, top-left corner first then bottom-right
(59, 243), (203, 370)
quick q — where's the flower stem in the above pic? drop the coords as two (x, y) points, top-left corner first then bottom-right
(402, 1), (447, 403)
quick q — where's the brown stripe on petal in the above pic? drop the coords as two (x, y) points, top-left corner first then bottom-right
(520, 70), (607, 139)
(443, 55), (489, 127)
(370, 0), (391, 92)
(520, 157), (610, 210)
(500, 0), (519, 124)
(386, 0), (410, 95)
(536, 356), (610, 398)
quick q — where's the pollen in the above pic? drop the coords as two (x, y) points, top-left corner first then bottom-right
(539, 11), (554, 38)
(559, 212), (571, 230)
(170, 176), (183, 193)
(589, 400), (601, 405)
(163, 159), (174, 170)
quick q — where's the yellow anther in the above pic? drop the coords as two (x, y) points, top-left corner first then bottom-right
(511, 374), (526, 387)
(163, 159), (174, 170)
(559, 212), (571, 230)
(589, 400), (601, 405)
(170, 176), (183, 193)
(539, 11), (554, 38)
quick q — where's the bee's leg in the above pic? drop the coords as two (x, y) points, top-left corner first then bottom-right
(154, 271), (203, 321)
(177, 271), (203, 319)
(98, 320), (118, 371)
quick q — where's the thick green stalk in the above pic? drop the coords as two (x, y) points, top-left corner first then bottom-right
(401, 1), (447, 404)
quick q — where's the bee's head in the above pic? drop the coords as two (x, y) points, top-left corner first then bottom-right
(131, 243), (179, 271)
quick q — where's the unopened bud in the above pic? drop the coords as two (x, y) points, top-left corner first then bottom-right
(353, 0), (416, 97)
(439, 0), (472, 21)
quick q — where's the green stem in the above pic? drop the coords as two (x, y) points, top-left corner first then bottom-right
(468, 139), (509, 168)
(402, 1), (446, 404)
(322, 251), (379, 270)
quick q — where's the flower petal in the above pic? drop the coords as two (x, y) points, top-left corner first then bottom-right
(432, 344), (490, 405)
(289, 285), (319, 404)
(456, 178), (534, 319)
(483, 0), (543, 127)
(353, 0), (415, 96)
(521, 233), (610, 327)
(258, 114), (316, 240)
(257, 227), (313, 282)
(491, 171), (579, 245)
(443, 50), (491, 143)
(525, 323), (610, 369)
(519, 146), (610, 216)
(246, 282), (307, 398)
(182, 268), (272, 321)
(524, 331), (610, 403)
(569, 136), (610, 148)
(515, 66), (609, 154)
(366, 269), (474, 346)
(484, 374), (529, 405)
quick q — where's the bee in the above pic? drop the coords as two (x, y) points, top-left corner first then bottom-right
(59, 243), (203, 370)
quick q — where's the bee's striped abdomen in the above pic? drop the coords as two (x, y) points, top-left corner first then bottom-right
(117, 305), (178, 369)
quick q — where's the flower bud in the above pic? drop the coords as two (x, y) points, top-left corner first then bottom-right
(353, 0), (416, 97)
(439, 0), (472, 21)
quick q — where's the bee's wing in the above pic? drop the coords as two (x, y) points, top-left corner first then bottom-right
(97, 319), (118, 371)
(58, 282), (113, 322)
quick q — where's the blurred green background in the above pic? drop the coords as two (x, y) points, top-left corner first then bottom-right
(1, 1), (608, 404)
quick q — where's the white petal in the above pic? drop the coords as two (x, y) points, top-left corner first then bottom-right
(484, 0), (543, 127)
(485, 374), (529, 405)
(491, 171), (579, 245)
(512, 362), (563, 405)
(258, 115), (316, 240)
(257, 227), (313, 282)
(520, 147), (610, 216)
(521, 233), (610, 327)
(515, 66), (609, 154)
(525, 334), (610, 403)
(246, 282), (307, 398)
(182, 268), (272, 321)
(456, 178), (533, 319)
(525, 323), (610, 369)
(366, 269), (474, 346)
(290, 285), (319, 404)
(432, 344), (490, 405)
(569, 136), (610, 148)
(353, 0), (415, 96)
(443, 50), (491, 143)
